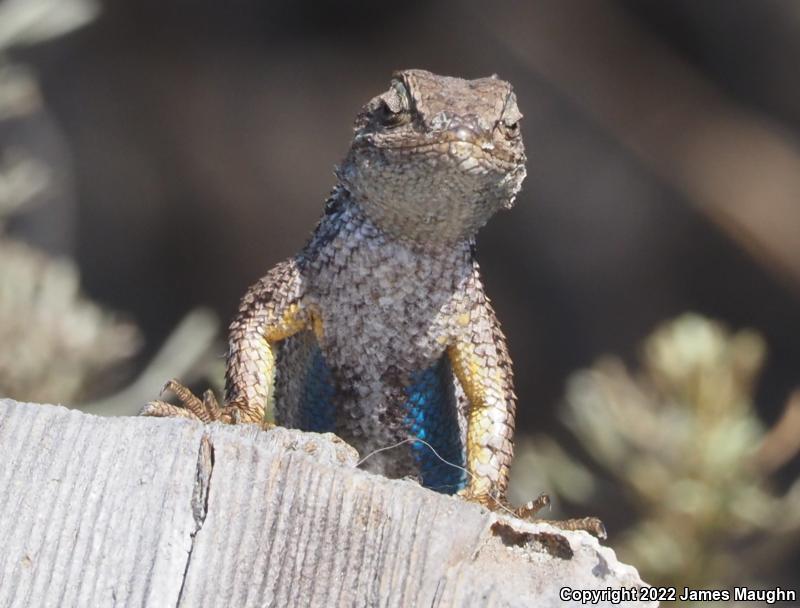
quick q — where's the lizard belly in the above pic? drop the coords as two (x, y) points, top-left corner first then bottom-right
(274, 330), (467, 494)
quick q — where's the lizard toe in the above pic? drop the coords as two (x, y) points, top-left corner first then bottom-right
(140, 400), (202, 420)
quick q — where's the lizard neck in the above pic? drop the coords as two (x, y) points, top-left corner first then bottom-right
(311, 186), (476, 259)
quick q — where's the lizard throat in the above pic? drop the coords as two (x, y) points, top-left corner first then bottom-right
(337, 148), (524, 245)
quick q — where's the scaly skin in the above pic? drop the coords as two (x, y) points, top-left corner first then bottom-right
(143, 69), (603, 535)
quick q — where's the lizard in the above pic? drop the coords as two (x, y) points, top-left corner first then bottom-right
(143, 69), (603, 535)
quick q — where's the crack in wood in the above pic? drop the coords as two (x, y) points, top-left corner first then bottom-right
(176, 431), (214, 607)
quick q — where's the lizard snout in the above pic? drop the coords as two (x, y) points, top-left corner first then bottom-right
(445, 117), (490, 147)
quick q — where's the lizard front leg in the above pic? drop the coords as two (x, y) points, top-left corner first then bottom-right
(447, 291), (605, 538)
(447, 299), (516, 505)
(142, 259), (310, 427)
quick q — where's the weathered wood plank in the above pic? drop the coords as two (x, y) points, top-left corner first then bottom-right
(0, 399), (204, 607)
(0, 399), (655, 607)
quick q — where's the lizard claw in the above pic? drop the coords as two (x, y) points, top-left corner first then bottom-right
(458, 489), (607, 539)
(141, 379), (224, 423)
(511, 493), (551, 519)
(543, 517), (607, 540)
(141, 379), (274, 429)
(140, 400), (200, 420)
(513, 493), (606, 539)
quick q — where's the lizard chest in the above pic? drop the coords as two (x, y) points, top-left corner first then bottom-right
(306, 235), (466, 373)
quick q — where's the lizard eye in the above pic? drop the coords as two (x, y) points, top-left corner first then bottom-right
(378, 103), (409, 127)
(499, 120), (521, 139)
(376, 80), (412, 127)
(392, 80), (411, 107)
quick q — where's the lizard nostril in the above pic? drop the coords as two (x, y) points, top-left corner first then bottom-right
(453, 126), (476, 143)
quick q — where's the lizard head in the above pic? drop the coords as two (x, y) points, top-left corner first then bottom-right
(338, 69), (527, 245)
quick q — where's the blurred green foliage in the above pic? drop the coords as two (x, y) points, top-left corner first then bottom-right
(0, 0), (140, 404)
(0, 230), (140, 403)
(516, 313), (800, 595)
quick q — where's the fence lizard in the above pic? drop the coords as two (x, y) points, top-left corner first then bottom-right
(144, 69), (603, 535)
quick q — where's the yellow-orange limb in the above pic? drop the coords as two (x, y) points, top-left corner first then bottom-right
(447, 308), (516, 501)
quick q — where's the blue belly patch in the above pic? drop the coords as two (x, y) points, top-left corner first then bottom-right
(299, 346), (337, 433)
(403, 359), (466, 494)
(296, 347), (466, 493)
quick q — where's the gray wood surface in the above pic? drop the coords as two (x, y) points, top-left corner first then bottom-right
(0, 399), (655, 607)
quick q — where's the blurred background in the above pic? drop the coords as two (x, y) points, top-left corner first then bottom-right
(2, 0), (799, 599)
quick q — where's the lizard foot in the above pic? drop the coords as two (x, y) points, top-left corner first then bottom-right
(141, 379), (226, 423)
(459, 489), (606, 539)
(142, 379), (275, 428)
(513, 493), (607, 539)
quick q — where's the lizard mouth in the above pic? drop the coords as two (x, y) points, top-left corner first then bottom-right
(378, 139), (522, 171)
(352, 128), (524, 171)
